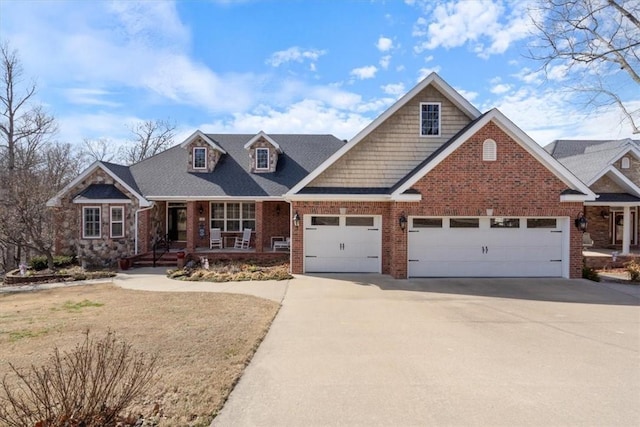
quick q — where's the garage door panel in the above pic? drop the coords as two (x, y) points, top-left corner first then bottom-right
(408, 217), (566, 278)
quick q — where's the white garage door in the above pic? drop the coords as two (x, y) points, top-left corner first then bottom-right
(408, 217), (568, 277)
(304, 215), (382, 273)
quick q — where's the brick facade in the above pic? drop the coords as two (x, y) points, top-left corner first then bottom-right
(292, 121), (584, 279)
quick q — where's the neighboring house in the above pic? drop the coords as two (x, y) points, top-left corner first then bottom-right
(46, 132), (344, 267)
(546, 139), (640, 254)
(285, 73), (594, 279)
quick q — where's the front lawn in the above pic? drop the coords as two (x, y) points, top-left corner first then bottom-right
(0, 284), (279, 426)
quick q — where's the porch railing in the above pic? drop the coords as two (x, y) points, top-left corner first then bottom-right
(152, 234), (171, 267)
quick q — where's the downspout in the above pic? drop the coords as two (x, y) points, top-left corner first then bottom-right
(135, 203), (155, 255)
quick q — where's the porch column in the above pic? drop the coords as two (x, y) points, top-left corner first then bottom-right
(186, 201), (196, 252)
(622, 206), (631, 255)
(255, 201), (264, 253)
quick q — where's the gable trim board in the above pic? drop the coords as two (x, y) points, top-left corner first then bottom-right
(244, 131), (283, 153)
(587, 166), (640, 195)
(179, 130), (227, 154)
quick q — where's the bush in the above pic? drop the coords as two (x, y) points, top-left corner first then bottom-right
(0, 331), (158, 427)
(625, 260), (640, 282)
(582, 265), (601, 282)
(28, 255), (76, 271)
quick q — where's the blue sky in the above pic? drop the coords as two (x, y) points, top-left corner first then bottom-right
(1, 0), (637, 150)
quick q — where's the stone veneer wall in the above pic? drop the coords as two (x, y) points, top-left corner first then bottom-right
(186, 139), (221, 173)
(54, 168), (139, 268)
(248, 138), (279, 173)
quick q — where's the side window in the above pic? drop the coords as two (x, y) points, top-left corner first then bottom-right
(110, 206), (124, 238)
(420, 102), (440, 136)
(483, 139), (497, 161)
(83, 207), (101, 239)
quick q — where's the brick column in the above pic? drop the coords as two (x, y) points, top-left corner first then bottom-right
(186, 201), (196, 252)
(255, 201), (264, 253)
(390, 203), (408, 279)
(138, 208), (150, 254)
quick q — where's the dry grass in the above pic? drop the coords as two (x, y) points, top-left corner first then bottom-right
(0, 284), (280, 426)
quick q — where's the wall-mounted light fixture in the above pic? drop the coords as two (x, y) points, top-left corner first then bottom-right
(574, 212), (587, 231)
(276, 205), (281, 216)
(293, 211), (300, 228)
(600, 210), (609, 219)
(399, 213), (407, 231)
(198, 204), (204, 215)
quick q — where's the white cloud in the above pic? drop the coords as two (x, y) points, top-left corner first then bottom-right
(350, 65), (378, 80)
(490, 83), (512, 94)
(65, 88), (122, 107)
(376, 36), (393, 52)
(381, 83), (405, 96)
(411, 1), (532, 58)
(379, 55), (391, 70)
(266, 46), (327, 67)
(455, 88), (479, 103)
(417, 66), (441, 81)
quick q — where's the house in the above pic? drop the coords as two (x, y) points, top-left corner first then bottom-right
(46, 132), (344, 267)
(285, 73), (595, 279)
(49, 72), (595, 278)
(546, 139), (640, 254)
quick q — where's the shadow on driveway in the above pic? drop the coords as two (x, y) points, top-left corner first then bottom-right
(303, 274), (640, 306)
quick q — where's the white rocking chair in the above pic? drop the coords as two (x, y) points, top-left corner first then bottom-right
(210, 228), (222, 249)
(234, 228), (252, 249)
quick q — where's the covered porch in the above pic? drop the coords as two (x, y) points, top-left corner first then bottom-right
(583, 199), (639, 255)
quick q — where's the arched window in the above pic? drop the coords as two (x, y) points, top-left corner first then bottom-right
(482, 139), (497, 161)
(621, 156), (630, 169)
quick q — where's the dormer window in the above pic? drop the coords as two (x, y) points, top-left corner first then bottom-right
(256, 148), (269, 170)
(193, 147), (207, 169)
(420, 102), (440, 136)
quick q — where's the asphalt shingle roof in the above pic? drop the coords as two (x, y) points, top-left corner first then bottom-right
(121, 134), (344, 198)
(75, 184), (128, 200)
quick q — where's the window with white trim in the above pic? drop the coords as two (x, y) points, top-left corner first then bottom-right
(193, 147), (207, 169)
(420, 102), (441, 136)
(210, 202), (256, 231)
(621, 156), (630, 169)
(83, 207), (101, 239)
(110, 206), (124, 238)
(483, 139), (497, 161)
(256, 148), (269, 170)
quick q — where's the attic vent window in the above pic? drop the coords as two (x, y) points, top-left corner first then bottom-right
(482, 139), (497, 161)
(621, 156), (630, 169)
(420, 102), (441, 136)
(256, 148), (269, 170)
(193, 147), (207, 169)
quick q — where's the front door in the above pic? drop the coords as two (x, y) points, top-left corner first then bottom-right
(612, 211), (637, 245)
(168, 203), (187, 241)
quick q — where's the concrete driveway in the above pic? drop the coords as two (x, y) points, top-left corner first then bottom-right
(213, 275), (639, 427)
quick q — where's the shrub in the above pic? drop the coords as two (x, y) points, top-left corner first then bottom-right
(625, 260), (640, 282)
(582, 265), (601, 282)
(0, 331), (158, 427)
(28, 255), (76, 271)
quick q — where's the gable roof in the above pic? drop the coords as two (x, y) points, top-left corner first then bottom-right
(179, 130), (227, 154)
(287, 72), (481, 196)
(547, 139), (640, 184)
(390, 109), (595, 200)
(129, 134), (343, 199)
(74, 184), (129, 201)
(244, 131), (283, 153)
(46, 161), (151, 207)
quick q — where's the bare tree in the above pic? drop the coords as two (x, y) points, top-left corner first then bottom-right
(122, 119), (175, 165)
(528, 0), (640, 133)
(0, 42), (58, 271)
(81, 137), (118, 164)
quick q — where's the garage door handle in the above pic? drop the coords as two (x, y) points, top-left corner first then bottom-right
(368, 228), (379, 231)
(550, 259), (562, 262)
(306, 227), (317, 230)
(305, 256), (317, 258)
(367, 256), (378, 258)
(550, 230), (562, 233)
(408, 230), (418, 233)
(408, 259), (419, 262)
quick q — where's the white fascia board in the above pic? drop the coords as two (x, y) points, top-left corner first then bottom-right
(73, 198), (132, 204)
(285, 194), (391, 202)
(392, 109), (596, 200)
(46, 162), (152, 208)
(179, 130), (227, 154)
(391, 193), (422, 202)
(586, 201), (640, 207)
(287, 72), (481, 196)
(560, 194), (592, 202)
(243, 131), (283, 153)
